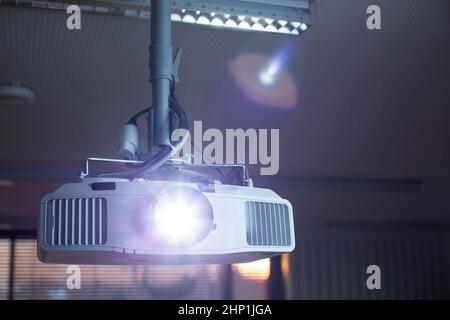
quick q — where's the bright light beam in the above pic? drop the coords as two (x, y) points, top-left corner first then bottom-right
(153, 188), (214, 247)
(154, 196), (200, 245)
(259, 45), (294, 86)
(259, 59), (282, 86)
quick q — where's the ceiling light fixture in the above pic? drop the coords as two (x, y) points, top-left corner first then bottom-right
(0, 82), (35, 105)
(6, 0), (315, 36)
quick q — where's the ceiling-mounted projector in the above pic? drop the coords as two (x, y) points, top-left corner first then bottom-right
(38, 177), (294, 264)
(35, 0), (302, 264)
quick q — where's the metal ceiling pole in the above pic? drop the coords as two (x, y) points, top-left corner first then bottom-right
(150, 0), (172, 149)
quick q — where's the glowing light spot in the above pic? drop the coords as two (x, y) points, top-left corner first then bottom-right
(233, 258), (271, 281)
(153, 188), (214, 247)
(229, 54), (298, 109)
(154, 196), (200, 244)
(259, 59), (281, 86)
(281, 254), (290, 279)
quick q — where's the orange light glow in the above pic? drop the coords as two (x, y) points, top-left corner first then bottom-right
(233, 258), (271, 281)
(281, 254), (290, 279)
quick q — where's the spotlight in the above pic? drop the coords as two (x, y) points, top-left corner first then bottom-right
(153, 187), (214, 247)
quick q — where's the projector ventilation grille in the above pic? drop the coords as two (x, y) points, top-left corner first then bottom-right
(45, 198), (107, 246)
(245, 201), (291, 246)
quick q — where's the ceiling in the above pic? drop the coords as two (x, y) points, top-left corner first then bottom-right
(0, 0), (449, 225)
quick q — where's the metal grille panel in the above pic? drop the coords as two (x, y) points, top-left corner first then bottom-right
(245, 201), (291, 246)
(45, 198), (107, 246)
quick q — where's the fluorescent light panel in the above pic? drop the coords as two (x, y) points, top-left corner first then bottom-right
(5, 0), (315, 35)
(170, 8), (308, 35)
(170, 0), (314, 35)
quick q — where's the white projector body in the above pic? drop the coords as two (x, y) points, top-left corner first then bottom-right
(38, 178), (295, 264)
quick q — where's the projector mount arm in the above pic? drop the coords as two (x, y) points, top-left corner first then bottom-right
(85, 0), (253, 186)
(115, 0), (188, 178)
(149, 0), (172, 148)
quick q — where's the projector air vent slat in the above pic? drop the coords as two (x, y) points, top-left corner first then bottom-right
(245, 201), (291, 247)
(45, 197), (107, 246)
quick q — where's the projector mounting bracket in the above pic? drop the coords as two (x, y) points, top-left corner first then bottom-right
(79, 157), (144, 179)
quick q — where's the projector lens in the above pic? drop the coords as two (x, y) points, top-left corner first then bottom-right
(154, 187), (214, 247)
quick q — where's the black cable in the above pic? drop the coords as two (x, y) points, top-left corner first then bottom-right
(119, 88), (189, 178)
(122, 145), (173, 177)
(118, 84), (250, 183)
(125, 98), (189, 135)
(126, 107), (151, 125)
